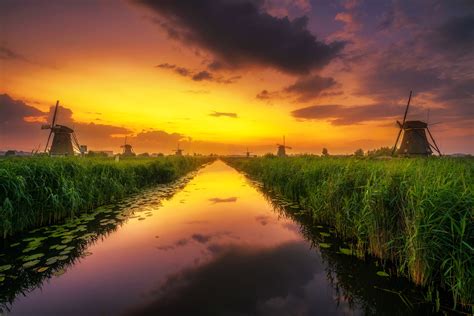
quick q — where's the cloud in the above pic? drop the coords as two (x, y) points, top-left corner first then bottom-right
(156, 63), (240, 84)
(192, 71), (212, 81)
(291, 103), (406, 125)
(136, 0), (345, 74)
(125, 242), (337, 316)
(209, 111), (238, 118)
(0, 46), (31, 63)
(208, 197), (238, 204)
(430, 14), (474, 57)
(257, 75), (339, 103)
(284, 75), (339, 102)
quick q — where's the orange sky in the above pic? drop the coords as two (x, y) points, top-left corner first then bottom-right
(1, 0), (473, 154)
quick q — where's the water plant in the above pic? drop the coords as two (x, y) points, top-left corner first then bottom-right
(225, 156), (474, 308)
(0, 156), (212, 237)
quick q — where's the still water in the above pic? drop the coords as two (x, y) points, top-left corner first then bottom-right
(1, 160), (435, 315)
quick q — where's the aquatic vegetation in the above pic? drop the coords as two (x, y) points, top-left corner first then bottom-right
(0, 156), (212, 236)
(225, 156), (474, 307)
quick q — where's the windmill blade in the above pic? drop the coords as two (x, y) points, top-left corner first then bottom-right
(72, 132), (81, 151)
(401, 91), (412, 126)
(426, 127), (442, 156)
(44, 129), (53, 153)
(51, 100), (60, 127)
(391, 128), (403, 156)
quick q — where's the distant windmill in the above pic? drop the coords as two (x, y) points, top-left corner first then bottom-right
(245, 147), (252, 158)
(392, 91), (442, 156)
(276, 136), (292, 157)
(121, 137), (135, 157)
(41, 100), (81, 156)
(174, 143), (183, 156)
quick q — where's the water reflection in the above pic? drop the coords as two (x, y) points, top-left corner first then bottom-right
(126, 242), (356, 316)
(1, 161), (440, 315)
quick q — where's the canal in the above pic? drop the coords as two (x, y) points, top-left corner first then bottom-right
(1, 160), (435, 315)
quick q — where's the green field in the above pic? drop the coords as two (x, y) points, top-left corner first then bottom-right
(225, 156), (474, 307)
(0, 156), (212, 238)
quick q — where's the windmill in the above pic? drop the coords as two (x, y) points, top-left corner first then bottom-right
(121, 137), (135, 157)
(174, 143), (183, 156)
(41, 100), (81, 156)
(245, 147), (252, 158)
(276, 136), (292, 157)
(392, 91), (442, 156)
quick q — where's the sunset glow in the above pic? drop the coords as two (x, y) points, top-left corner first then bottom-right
(1, 0), (473, 154)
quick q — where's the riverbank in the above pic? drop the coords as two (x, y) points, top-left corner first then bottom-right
(224, 156), (473, 309)
(0, 156), (213, 237)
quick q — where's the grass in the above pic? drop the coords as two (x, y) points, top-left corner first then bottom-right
(0, 156), (212, 237)
(225, 156), (474, 308)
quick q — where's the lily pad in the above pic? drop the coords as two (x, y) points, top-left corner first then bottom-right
(319, 243), (332, 249)
(316, 225), (323, 229)
(0, 265), (12, 272)
(339, 248), (353, 255)
(319, 232), (331, 237)
(45, 257), (59, 265)
(22, 260), (41, 268)
(22, 247), (39, 253)
(37, 267), (49, 273)
(0, 275), (4, 282)
(22, 253), (45, 261)
(376, 271), (390, 277)
(53, 269), (66, 276)
(57, 255), (69, 261)
(10, 242), (20, 247)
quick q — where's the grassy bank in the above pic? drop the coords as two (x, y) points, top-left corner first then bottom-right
(0, 156), (212, 237)
(225, 156), (473, 308)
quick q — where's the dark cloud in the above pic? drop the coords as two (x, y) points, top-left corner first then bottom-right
(257, 75), (339, 103)
(431, 14), (474, 57)
(255, 215), (272, 226)
(125, 242), (347, 316)
(156, 63), (240, 84)
(208, 197), (238, 203)
(284, 75), (338, 102)
(209, 111), (238, 118)
(0, 46), (30, 63)
(0, 93), (46, 122)
(291, 103), (405, 125)
(136, 0), (345, 74)
(192, 71), (212, 81)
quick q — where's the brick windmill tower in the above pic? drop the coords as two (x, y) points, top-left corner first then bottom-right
(392, 91), (442, 156)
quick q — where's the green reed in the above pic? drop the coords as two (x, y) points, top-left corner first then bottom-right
(225, 156), (473, 308)
(0, 156), (211, 237)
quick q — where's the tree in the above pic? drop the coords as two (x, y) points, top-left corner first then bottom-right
(322, 148), (329, 156)
(354, 148), (364, 157)
(367, 146), (392, 157)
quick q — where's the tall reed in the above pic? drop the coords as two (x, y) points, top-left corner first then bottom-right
(225, 156), (473, 307)
(0, 156), (211, 237)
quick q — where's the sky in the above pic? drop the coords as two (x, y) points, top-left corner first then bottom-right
(1, 0), (473, 155)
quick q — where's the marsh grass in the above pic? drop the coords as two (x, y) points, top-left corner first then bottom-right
(225, 156), (473, 308)
(0, 156), (211, 237)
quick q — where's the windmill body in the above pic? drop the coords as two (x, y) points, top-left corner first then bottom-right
(397, 121), (432, 156)
(174, 144), (183, 156)
(50, 125), (75, 155)
(121, 144), (135, 157)
(276, 136), (291, 157)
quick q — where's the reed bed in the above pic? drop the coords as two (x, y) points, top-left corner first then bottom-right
(0, 156), (212, 237)
(225, 156), (473, 307)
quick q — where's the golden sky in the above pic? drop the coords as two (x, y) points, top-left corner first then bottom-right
(1, 0), (473, 154)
